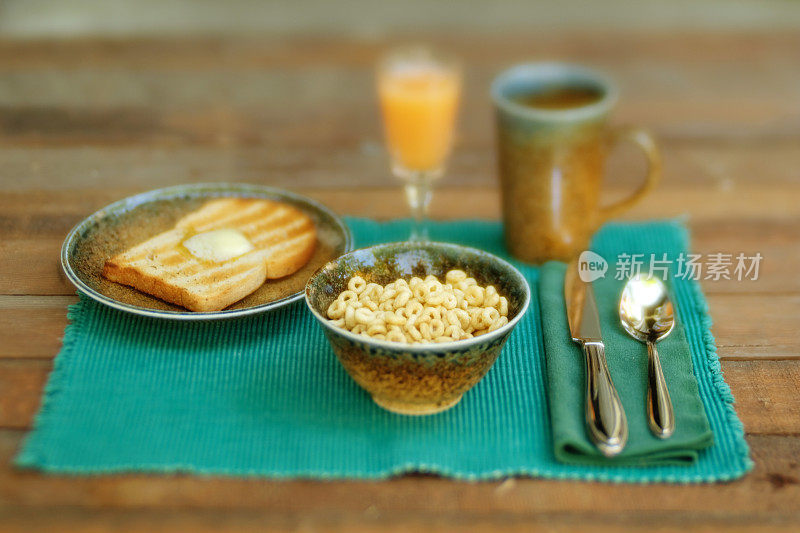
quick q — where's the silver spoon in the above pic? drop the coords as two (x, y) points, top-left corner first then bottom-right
(619, 275), (676, 439)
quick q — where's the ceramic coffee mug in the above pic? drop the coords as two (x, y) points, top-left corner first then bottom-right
(492, 63), (661, 263)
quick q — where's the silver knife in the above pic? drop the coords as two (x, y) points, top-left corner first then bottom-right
(564, 262), (628, 457)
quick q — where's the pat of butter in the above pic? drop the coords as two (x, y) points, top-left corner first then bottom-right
(182, 229), (254, 262)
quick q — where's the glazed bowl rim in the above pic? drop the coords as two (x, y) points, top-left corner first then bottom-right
(304, 241), (531, 353)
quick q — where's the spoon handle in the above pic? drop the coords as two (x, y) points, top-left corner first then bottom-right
(646, 340), (675, 439)
(583, 342), (628, 457)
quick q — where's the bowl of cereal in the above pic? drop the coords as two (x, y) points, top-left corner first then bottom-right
(304, 241), (530, 415)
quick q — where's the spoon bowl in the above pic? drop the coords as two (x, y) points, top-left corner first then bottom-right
(619, 275), (676, 439)
(619, 276), (675, 342)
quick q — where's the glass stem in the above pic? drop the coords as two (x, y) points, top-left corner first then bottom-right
(403, 171), (433, 242)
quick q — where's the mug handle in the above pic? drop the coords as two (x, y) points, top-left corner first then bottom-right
(598, 127), (662, 223)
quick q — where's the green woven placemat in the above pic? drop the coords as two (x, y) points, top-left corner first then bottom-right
(16, 218), (751, 482)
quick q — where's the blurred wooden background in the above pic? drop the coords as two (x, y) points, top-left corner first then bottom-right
(1, 1), (799, 531)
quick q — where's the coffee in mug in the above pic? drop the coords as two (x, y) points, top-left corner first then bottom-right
(491, 63), (661, 263)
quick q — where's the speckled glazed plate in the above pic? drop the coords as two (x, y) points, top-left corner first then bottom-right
(61, 183), (352, 320)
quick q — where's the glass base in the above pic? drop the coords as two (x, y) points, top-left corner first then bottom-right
(392, 163), (444, 182)
(393, 165), (442, 242)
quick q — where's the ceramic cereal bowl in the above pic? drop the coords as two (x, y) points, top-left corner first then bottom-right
(304, 242), (530, 415)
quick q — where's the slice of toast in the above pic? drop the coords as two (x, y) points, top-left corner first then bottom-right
(102, 198), (317, 312)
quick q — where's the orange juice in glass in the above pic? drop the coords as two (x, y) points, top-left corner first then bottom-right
(377, 47), (461, 240)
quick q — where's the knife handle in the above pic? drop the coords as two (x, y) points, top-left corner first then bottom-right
(582, 341), (628, 457)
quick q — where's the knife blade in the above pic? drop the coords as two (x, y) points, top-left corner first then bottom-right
(565, 261), (628, 457)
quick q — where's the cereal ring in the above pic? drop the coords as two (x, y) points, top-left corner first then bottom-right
(405, 300), (424, 317)
(386, 329), (407, 343)
(393, 289), (411, 309)
(498, 296), (509, 316)
(344, 305), (357, 329)
(468, 307), (484, 329)
(379, 287), (397, 302)
(456, 277), (477, 291)
(426, 287), (445, 306)
(445, 269), (467, 284)
(454, 308), (471, 330)
(444, 309), (458, 326)
(326, 299), (347, 319)
(420, 307), (442, 323)
(443, 323), (462, 338)
(483, 289), (500, 308)
(429, 318), (445, 338)
(418, 321), (432, 341)
(367, 323), (387, 336)
(365, 283), (383, 300)
(441, 292), (457, 310)
(405, 323), (422, 341)
(339, 290), (359, 305)
(412, 284), (427, 302)
(465, 285), (485, 307)
(482, 307), (500, 325)
(348, 276), (367, 293)
(356, 307), (377, 325)
(488, 315), (509, 332)
(385, 311), (405, 326)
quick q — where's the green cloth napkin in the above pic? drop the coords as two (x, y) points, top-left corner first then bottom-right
(540, 262), (713, 465)
(539, 262), (714, 465)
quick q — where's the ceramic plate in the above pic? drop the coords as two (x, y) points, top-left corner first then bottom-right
(61, 183), (352, 320)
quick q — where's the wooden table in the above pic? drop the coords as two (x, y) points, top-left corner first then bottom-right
(1, 9), (799, 531)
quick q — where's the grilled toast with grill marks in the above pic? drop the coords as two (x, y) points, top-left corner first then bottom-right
(102, 198), (317, 312)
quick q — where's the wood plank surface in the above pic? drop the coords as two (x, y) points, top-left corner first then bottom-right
(3, 0), (799, 38)
(0, 3), (799, 530)
(0, 33), (796, 134)
(0, 432), (799, 531)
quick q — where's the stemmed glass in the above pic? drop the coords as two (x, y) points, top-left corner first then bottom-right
(377, 47), (461, 241)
